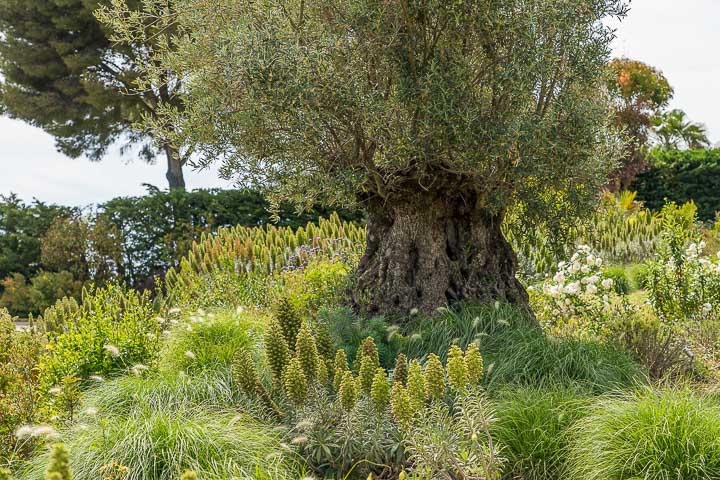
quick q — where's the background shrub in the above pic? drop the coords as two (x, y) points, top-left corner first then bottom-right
(633, 148), (720, 221)
(37, 285), (160, 392)
(0, 308), (46, 461)
(603, 265), (631, 294)
(159, 309), (263, 374)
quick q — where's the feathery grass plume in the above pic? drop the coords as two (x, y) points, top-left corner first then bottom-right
(357, 337), (380, 394)
(45, 443), (71, 480)
(275, 297), (301, 352)
(447, 345), (469, 392)
(0, 468), (12, 480)
(407, 360), (427, 412)
(390, 382), (413, 428)
(282, 357), (309, 405)
(370, 368), (391, 412)
(180, 470), (197, 480)
(339, 371), (359, 411)
(264, 319), (290, 381)
(295, 322), (320, 382)
(232, 348), (282, 417)
(424, 354), (446, 401)
(333, 349), (349, 392)
(393, 353), (408, 386)
(464, 342), (484, 385)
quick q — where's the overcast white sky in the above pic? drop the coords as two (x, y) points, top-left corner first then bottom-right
(1, 0), (718, 207)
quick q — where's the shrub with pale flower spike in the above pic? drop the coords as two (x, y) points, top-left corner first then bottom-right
(282, 357), (309, 405)
(370, 368), (390, 412)
(339, 371), (358, 411)
(333, 349), (349, 392)
(424, 354), (446, 401)
(446, 345), (469, 392)
(45, 443), (72, 480)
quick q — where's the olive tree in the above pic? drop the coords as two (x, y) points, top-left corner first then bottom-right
(125, 0), (626, 315)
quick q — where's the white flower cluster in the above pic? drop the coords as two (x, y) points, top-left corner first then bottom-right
(648, 240), (720, 322)
(542, 245), (615, 320)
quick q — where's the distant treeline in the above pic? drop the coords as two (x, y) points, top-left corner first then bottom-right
(633, 148), (720, 222)
(0, 188), (363, 317)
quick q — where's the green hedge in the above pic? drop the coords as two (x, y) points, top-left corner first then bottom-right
(632, 148), (720, 221)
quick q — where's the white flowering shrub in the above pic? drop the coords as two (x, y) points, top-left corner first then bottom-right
(536, 245), (619, 333)
(646, 238), (720, 326)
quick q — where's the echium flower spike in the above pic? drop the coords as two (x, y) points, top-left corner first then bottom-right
(390, 381), (413, 428)
(282, 357), (309, 405)
(274, 297), (301, 352)
(357, 337), (380, 394)
(447, 345), (469, 392)
(393, 353), (408, 386)
(370, 368), (391, 412)
(45, 443), (72, 480)
(424, 353), (446, 401)
(339, 371), (359, 411)
(464, 342), (484, 385)
(295, 321), (320, 382)
(264, 319), (290, 382)
(406, 360), (426, 412)
(333, 349), (349, 392)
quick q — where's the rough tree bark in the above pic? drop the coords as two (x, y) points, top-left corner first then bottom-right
(353, 191), (530, 318)
(164, 144), (186, 190)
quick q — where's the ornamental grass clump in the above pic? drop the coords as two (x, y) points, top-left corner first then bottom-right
(493, 387), (590, 480)
(19, 407), (301, 480)
(568, 388), (720, 480)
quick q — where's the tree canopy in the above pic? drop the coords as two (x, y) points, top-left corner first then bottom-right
(148, 0), (625, 218)
(605, 57), (673, 189)
(0, 0), (190, 188)
(106, 0), (628, 315)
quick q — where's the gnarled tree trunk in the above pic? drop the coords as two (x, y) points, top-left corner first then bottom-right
(353, 192), (529, 318)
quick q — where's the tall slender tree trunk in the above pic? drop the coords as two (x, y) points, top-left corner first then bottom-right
(164, 144), (185, 190)
(353, 192), (530, 318)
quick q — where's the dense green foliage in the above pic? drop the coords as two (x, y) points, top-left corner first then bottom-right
(0, 196), (71, 286)
(633, 148), (720, 221)
(0, 188), (362, 317)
